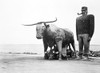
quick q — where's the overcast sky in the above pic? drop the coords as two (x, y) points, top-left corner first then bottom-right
(0, 0), (100, 45)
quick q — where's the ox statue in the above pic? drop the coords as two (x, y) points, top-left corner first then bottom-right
(23, 18), (76, 60)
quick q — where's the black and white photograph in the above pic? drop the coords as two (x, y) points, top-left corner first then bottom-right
(0, 0), (100, 73)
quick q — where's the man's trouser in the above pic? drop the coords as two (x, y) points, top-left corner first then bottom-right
(78, 34), (90, 57)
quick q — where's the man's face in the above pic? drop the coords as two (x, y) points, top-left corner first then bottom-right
(81, 10), (88, 15)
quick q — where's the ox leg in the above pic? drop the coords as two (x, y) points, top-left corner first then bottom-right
(68, 44), (71, 50)
(44, 45), (49, 59)
(43, 41), (48, 59)
(56, 41), (62, 60)
(71, 42), (76, 58)
(68, 44), (73, 58)
(49, 47), (54, 60)
(62, 45), (67, 60)
(65, 44), (69, 59)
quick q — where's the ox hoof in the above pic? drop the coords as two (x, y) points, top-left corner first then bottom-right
(44, 56), (49, 59)
(44, 53), (49, 59)
(62, 57), (67, 60)
(59, 58), (62, 61)
(49, 57), (53, 60)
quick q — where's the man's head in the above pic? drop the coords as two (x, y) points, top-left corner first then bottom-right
(81, 6), (88, 15)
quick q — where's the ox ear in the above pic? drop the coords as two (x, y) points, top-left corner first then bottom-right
(43, 23), (50, 28)
(47, 25), (50, 28)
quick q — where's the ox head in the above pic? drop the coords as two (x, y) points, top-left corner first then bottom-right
(23, 18), (57, 39)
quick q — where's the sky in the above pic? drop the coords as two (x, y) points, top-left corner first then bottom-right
(0, 0), (100, 45)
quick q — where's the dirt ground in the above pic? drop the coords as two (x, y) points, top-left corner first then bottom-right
(0, 53), (100, 73)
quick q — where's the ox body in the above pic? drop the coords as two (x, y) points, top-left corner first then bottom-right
(23, 18), (76, 60)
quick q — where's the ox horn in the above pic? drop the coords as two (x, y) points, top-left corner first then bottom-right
(44, 18), (57, 23)
(22, 22), (42, 26)
(23, 18), (57, 26)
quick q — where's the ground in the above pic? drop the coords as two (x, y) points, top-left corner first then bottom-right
(0, 53), (100, 73)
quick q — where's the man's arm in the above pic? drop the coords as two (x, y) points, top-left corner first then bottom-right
(76, 18), (78, 41)
(89, 14), (95, 38)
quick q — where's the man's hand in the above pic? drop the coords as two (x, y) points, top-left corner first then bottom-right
(88, 37), (91, 42)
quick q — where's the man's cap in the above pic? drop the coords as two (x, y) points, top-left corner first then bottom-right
(81, 6), (88, 11)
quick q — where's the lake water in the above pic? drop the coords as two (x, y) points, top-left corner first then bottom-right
(0, 44), (100, 54)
